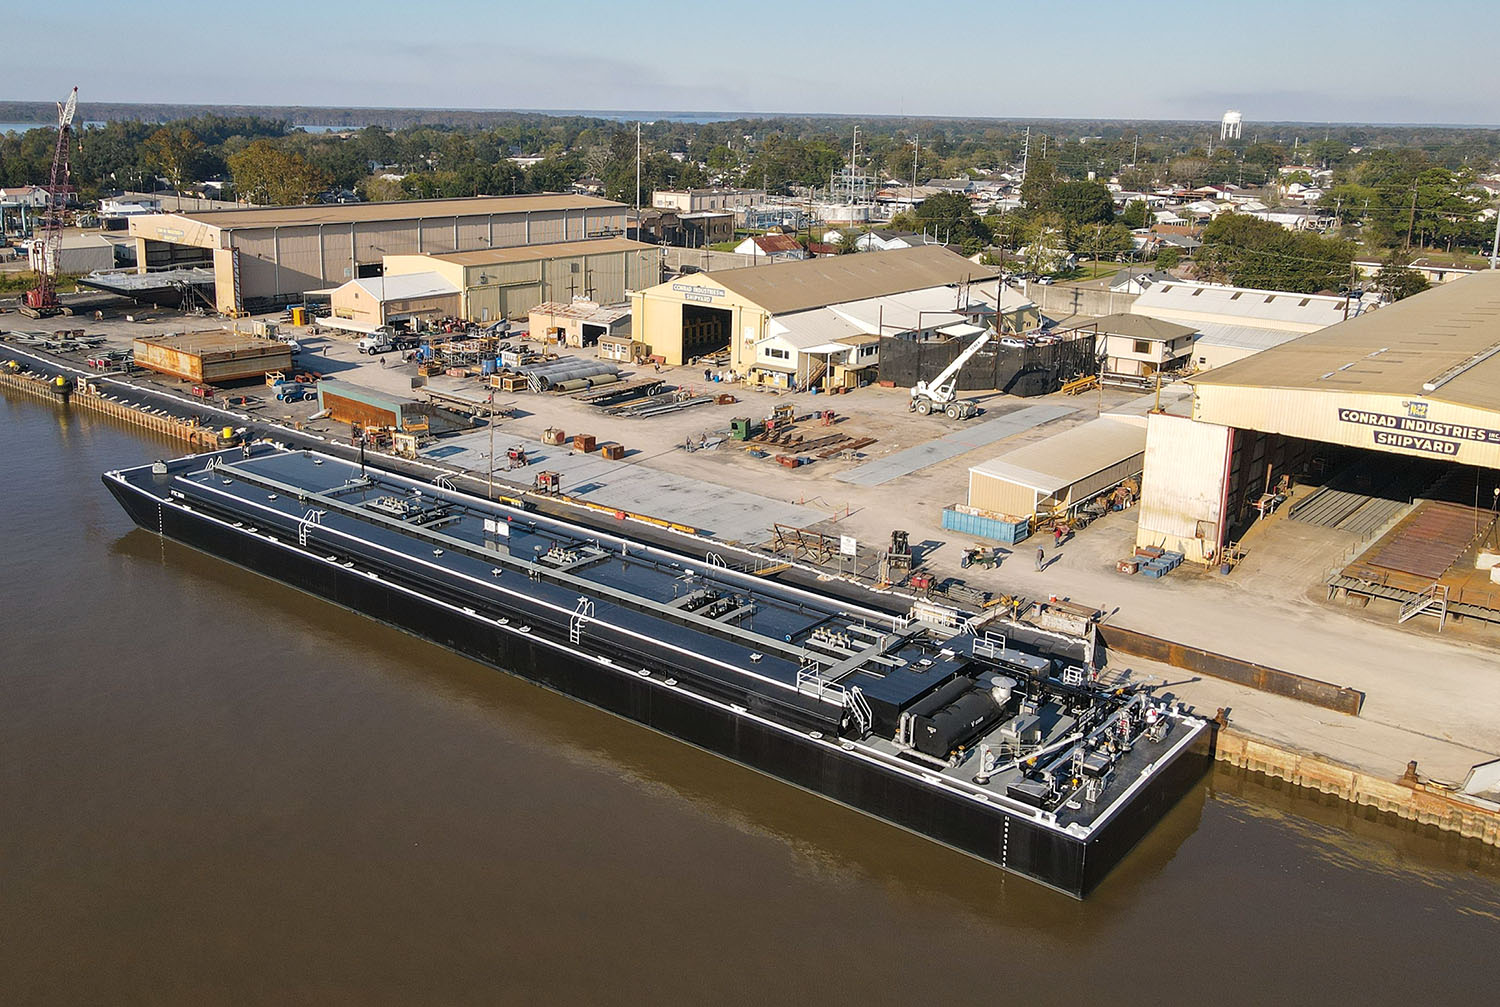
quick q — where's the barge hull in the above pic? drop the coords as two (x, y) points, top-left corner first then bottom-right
(104, 471), (1210, 899)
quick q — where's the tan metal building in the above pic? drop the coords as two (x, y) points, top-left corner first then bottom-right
(1136, 270), (1500, 563)
(127, 195), (629, 315)
(968, 418), (1147, 520)
(630, 246), (997, 368)
(383, 237), (661, 325)
(527, 301), (631, 349)
(326, 272), (462, 331)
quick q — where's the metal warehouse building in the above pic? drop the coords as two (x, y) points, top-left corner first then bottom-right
(127, 194), (629, 315)
(1136, 270), (1500, 568)
(968, 418), (1147, 521)
(629, 246), (1006, 372)
(381, 237), (661, 325)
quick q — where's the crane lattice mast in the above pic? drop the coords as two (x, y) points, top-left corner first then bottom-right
(25, 86), (78, 314)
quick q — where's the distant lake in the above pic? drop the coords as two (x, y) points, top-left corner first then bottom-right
(526, 110), (742, 124)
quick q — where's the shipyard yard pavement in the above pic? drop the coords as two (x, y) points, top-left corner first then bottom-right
(6, 310), (1500, 787)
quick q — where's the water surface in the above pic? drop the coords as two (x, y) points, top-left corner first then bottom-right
(1, 393), (1496, 1005)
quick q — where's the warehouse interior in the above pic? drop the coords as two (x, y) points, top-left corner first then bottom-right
(681, 303), (732, 359)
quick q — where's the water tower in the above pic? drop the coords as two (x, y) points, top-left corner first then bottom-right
(1220, 110), (1243, 140)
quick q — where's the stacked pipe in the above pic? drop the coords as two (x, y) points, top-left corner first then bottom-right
(518, 358), (621, 391)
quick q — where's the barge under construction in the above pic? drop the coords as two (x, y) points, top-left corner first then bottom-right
(104, 445), (1211, 897)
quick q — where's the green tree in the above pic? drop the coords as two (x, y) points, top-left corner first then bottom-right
(142, 127), (204, 192)
(912, 192), (991, 254)
(1118, 199), (1148, 229)
(834, 229), (861, 255)
(1197, 214), (1355, 292)
(1374, 260), (1429, 301)
(227, 140), (331, 205)
(1155, 245), (1182, 271)
(1048, 180), (1114, 226)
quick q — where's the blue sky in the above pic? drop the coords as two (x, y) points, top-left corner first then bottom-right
(18, 0), (1499, 124)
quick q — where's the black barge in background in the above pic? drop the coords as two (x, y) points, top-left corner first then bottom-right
(104, 445), (1211, 897)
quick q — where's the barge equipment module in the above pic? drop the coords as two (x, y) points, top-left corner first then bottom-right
(104, 445), (1211, 897)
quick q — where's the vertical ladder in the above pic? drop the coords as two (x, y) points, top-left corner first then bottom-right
(298, 508), (325, 548)
(846, 685), (872, 736)
(570, 596), (595, 645)
(230, 248), (243, 316)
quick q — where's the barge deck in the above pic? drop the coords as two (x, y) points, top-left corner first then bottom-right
(103, 444), (1211, 897)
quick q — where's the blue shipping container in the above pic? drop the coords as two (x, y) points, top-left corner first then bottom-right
(941, 507), (1031, 544)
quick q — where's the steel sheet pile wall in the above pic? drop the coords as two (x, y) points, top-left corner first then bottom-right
(877, 336), (1097, 395)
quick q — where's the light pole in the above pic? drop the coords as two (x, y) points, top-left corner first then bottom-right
(1491, 208), (1500, 269)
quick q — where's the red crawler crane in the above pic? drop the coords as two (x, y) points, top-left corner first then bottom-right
(22, 86), (78, 318)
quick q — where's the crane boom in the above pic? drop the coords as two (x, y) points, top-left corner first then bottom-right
(58, 87), (78, 129)
(912, 330), (992, 404)
(22, 86), (77, 317)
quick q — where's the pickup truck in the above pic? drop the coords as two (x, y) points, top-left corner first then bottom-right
(357, 327), (417, 355)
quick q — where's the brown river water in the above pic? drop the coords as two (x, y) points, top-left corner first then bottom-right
(2, 393), (1498, 1005)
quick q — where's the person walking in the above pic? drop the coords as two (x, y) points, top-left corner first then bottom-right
(1053, 525), (1063, 548)
(1035, 545), (1045, 572)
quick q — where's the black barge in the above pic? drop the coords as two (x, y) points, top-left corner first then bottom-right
(104, 445), (1211, 897)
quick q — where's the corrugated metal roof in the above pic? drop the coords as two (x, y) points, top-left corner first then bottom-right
(1189, 270), (1500, 411)
(1085, 313), (1198, 341)
(424, 236), (658, 266)
(768, 308), (866, 350)
(530, 300), (631, 325)
(144, 194), (624, 229)
(830, 285), (987, 332)
(1133, 279), (1368, 328)
(699, 245), (997, 315)
(1191, 321), (1305, 351)
(969, 419), (1147, 493)
(348, 271), (459, 301)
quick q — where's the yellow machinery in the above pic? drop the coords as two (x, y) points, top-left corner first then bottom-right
(1061, 374), (1098, 396)
(392, 431), (422, 459)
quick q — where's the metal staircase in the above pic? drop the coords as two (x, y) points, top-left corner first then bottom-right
(1398, 582), (1450, 630)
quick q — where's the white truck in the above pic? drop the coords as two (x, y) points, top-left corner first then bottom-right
(357, 326), (418, 355)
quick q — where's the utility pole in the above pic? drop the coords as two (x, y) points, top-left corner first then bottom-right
(1404, 181), (1417, 251)
(1019, 127), (1030, 187)
(635, 122), (642, 220)
(1133, 133), (1139, 165)
(911, 133), (918, 211)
